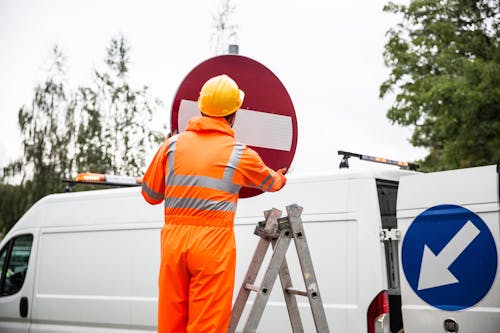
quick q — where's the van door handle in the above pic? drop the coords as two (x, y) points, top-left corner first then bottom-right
(20, 297), (28, 318)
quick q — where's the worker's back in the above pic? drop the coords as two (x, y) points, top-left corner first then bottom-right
(163, 118), (241, 221)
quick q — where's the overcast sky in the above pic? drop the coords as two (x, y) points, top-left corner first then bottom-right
(0, 0), (426, 175)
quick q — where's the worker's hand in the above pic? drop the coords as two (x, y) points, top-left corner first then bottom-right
(276, 168), (288, 175)
(276, 168), (288, 188)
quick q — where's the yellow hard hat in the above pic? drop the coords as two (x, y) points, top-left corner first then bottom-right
(198, 74), (245, 117)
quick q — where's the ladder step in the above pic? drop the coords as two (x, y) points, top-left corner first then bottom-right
(286, 288), (308, 297)
(245, 283), (261, 293)
(245, 285), (309, 297)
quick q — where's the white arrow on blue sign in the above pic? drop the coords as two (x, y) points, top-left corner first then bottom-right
(402, 204), (497, 311)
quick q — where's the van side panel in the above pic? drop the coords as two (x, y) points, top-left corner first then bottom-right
(233, 176), (387, 332)
(31, 225), (160, 332)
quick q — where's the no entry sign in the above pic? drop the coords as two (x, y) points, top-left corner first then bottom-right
(171, 55), (298, 198)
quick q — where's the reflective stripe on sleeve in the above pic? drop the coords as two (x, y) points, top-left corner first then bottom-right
(251, 170), (276, 191)
(142, 181), (164, 201)
(264, 176), (276, 191)
(165, 196), (237, 212)
(258, 174), (272, 190)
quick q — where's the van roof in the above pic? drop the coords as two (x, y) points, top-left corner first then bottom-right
(8, 168), (415, 234)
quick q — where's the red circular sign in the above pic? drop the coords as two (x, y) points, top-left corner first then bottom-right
(171, 54), (297, 198)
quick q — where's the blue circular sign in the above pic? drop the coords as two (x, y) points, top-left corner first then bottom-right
(402, 204), (497, 311)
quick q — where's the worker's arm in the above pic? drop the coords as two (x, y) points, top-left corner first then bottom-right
(142, 140), (168, 204)
(234, 146), (287, 192)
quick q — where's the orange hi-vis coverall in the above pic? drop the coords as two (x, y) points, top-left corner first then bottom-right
(141, 115), (286, 333)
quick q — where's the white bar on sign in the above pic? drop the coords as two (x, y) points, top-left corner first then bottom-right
(178, 99), (201, 132)
(232, 107), (293, 151)
(178, 99), (293, 151)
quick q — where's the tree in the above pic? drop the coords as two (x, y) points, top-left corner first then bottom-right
(0, 47), (74, 236)
(10, 46), (74, 197)
(76, 35), (163, 175)
(380, 0), (500, 171)
(74, 85), (108, 173)
(1, 37), (163, 235)
(0, 183), (30, 237)
(211, 0), (239, 55)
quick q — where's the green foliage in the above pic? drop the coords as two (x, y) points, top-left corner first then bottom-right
(4, 46), (73, 198)
(75, 86), (108, 173)
(381, 0), (500, 171)
(0, 35), (164, 235)
(77, 36), (163, 175)
(0, 183), (31, 237)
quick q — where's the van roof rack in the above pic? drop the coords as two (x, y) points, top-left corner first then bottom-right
(338, 150), (419, 171)
(62, 173), (142, 192)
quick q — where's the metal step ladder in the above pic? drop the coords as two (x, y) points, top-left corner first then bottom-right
(228, 204), (330, 333)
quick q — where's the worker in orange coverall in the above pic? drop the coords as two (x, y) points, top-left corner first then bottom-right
(141, 74), (287, 333)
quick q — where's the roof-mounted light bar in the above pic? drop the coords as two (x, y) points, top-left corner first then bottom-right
(63, 172), (142, 192)
(338, 150), (419, 171)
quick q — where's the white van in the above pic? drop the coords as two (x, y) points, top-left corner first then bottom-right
(0, 165), (497, 333)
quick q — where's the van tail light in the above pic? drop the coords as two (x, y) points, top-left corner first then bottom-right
(367, 290), (389, 333)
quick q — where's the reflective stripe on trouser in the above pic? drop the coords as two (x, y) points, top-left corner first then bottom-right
(158, 223), (236, 333)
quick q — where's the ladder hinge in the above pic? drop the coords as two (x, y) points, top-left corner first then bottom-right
(379, 228), (401, 241)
